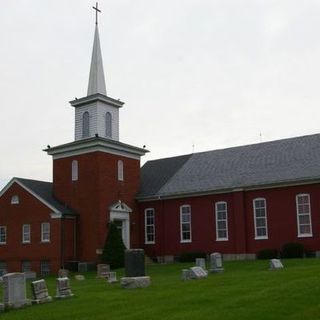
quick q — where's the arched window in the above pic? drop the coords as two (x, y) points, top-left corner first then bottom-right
(11, 195), (19, 204)
(82, 111), (90, 138)
(117, 160), (124, 181)
(72, 160), (78, 181)
(105, 112), (112, 138)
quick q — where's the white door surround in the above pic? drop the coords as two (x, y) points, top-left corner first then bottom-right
(109, 200), (132, 249)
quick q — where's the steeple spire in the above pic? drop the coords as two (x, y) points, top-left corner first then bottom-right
(87, 4), (106, 96)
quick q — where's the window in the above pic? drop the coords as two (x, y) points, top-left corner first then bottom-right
(22, 224), (31, 243)
(41, 223), (50, 242)
(145, 208), (155, 244)
(82, 111), (90, 138)
(215, 201), (228, 241)
(296, 194), (312, 237)
(253, 198), (268, 239)
(106, 112), (112, 138)
(180, 205), (192, 242)
(0, 261), (7, 276)
(40, 260), (50, 276)
(72, 160), (78, 181)
(11, 195), (19, 204)
(0, 226), (7, 244)
(118, 160), (124, 181)
(21, 260), (31, 272)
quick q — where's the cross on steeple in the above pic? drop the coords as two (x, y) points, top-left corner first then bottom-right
(92, 2), (101, 25)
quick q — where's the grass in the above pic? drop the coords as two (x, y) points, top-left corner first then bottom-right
(1, 259), (320, 320)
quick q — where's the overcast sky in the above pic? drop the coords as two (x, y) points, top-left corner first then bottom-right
(1, 0), (320, 189)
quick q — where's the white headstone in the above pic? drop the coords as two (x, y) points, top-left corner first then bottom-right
(58, 269), (69, 278)
(270, 259), (284, 270)
(31, 279), (52, 304)
(55, 277), (74, 298)
(181, 269), (191, 281)
(189, 266), (208, 279)
(210, 252), (224, 273)
(97, 264), (110, 278)
(107, 272), (117, 283)
(75, 275), (85, 281)
(2, 273), (31, 309)
(195, 258), (206, 269)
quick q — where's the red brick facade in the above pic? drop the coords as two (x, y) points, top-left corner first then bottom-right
(139, 183), (320, 260)
(52, 151), (141, 263)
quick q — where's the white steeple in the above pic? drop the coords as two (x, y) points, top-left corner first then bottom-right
(70, 3), (124, 142)
(87, 24), (107, 96)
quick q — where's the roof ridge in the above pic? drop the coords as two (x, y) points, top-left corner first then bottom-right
(144, 133), (320, 164)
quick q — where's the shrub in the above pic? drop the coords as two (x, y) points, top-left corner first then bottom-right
(101, 222), (126, 269)
(257, 248), (278, 260)
(281, 242), (304, 258)
(179, 251), (206, 263)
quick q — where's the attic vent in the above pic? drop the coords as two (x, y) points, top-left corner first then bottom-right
(11, 195), (19, 205)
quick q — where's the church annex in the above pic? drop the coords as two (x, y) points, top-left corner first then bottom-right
(1, 9), (320, 275)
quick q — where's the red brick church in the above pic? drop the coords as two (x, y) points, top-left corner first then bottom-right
(1, 14), (320, 275)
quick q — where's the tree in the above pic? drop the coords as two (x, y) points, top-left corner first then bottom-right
(101, 221), (126, 269)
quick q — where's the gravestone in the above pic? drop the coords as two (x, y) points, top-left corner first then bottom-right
(97, 264), (110, 278)
(0, 303), (4, 312)
(75, 275), (85, 281)
(210, 252), (224, 273)
(107, 272), (117, 283)
(270, 259), (284, 270)
(189, 266), (208, 279)
(58, 269), (69, 278)
(31, 279), (52, 304)
(121, 249), (150, 288)
(195, 258), (206, 269)
(55, 277), (74, 298)
(125, 249), (145, 277)
(120, 276), (150, 289)
(181, 269), (191, 281)
(2, 273), (31, 309)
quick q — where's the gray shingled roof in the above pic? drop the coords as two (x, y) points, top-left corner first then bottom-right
(138, 134), (320, 199)
(15, 178), (74, 215)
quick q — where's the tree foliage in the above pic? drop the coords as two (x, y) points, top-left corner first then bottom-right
(101, 221), (126, 269)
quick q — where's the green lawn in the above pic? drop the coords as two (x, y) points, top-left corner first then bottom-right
(2, 259), (320, 320)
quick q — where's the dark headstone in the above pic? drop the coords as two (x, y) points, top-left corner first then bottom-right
(125, 249), (145, 277)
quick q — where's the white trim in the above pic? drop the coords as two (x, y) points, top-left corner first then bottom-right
(144, 208), (155, 244)
(50, 212), (63, 219)
(41, 222), (50, 243)
(0, 178), (61, 214)
(22, 224), (31, 244)
(253, 198), (268, 240)
(296, 193), (313, 238)
(137, 179), (320, 202)
(117, 160), (124, 181)
(215, 201), (229, 241)
(72, 160), (78, 181)
(45, 138), (147, 160)
(109, 201), (132, 249)
(0, 226), (7, 245)
(11, 195), (19, 204)
(180, 205), (192, 243)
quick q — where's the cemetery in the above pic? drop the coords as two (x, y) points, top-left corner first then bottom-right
(0, 258), (319, 319)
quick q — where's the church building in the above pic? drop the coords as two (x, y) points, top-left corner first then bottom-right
(1, 9), (320, 275)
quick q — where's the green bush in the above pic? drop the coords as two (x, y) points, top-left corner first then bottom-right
(281, 242), (304, 258)
(257, 248), (278, 260)
(179, 251), (206, 262)
(101, 222), (126, 269)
